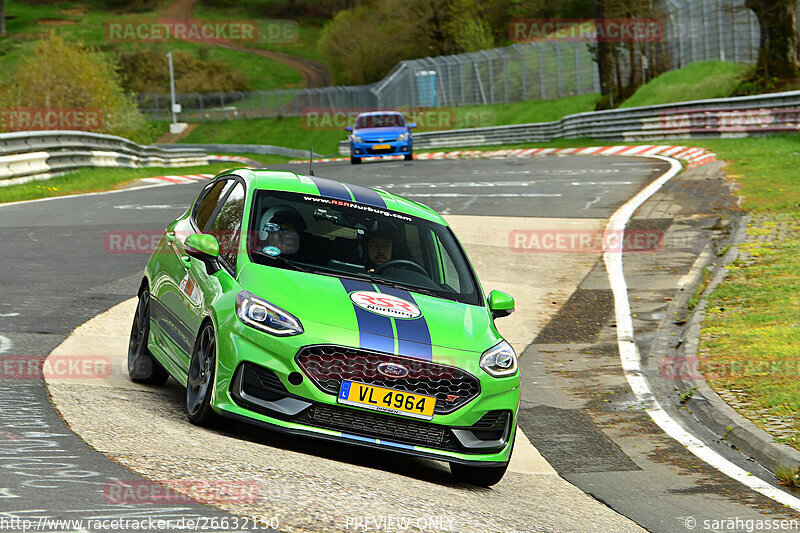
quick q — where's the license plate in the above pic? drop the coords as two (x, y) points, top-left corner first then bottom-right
(372, 144), (391, 150)
(337, 380), (435, 420)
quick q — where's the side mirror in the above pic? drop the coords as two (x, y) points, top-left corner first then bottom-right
(185, 234), (220, 274)
(344, 126), (353, 132)
(408, 123), (417, 129)
(487, 290), (514, 319)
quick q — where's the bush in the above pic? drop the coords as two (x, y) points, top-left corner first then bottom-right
(0, 32), (148, 141)
(114, 48), (251, 95)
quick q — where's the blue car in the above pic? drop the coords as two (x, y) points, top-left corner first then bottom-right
(345, 111), (416, 164)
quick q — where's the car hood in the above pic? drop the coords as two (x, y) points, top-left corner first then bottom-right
(238, 263), (497, 355)
(353, 126), (408, 136)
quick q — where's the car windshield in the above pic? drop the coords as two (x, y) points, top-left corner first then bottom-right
(247, 190), (481, 305)
(355, 113), (405, 129)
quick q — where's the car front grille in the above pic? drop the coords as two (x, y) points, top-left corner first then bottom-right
(295, 345), (480, 414)
(295, 403), (461, 451)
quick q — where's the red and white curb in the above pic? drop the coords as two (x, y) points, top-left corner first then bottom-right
(136, 146), (717, 185)
(289, 145), (718, 169)
(140, 174), (214, 185)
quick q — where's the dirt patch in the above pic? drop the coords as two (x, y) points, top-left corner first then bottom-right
(35, 18), (76, 26)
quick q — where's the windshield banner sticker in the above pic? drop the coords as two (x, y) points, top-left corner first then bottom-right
(303, 195), (412, 222)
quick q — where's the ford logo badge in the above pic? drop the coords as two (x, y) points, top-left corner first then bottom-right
(377, 362), (409, 378)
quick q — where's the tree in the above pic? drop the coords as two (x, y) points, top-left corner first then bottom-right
(1, 32), (147, 140)
(1, 0), (6, 38)
(745, 0), (800, 79)
(593, 0), (617, 108)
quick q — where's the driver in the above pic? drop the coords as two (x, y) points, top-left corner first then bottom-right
(364, 223), (396, 273)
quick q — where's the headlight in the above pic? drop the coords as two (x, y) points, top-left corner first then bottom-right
(236, 291), (303, 336)
(397, 132), (409, 141)
(351, 134), (364, 143)
(480, 340), (517, 377)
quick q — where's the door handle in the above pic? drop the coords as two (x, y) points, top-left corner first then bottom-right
(165, 231), (176, 243)
(181, 256), (192, 269)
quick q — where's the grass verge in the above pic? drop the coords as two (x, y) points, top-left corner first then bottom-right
(0, 163), (233, 204)
(687, 136), (800, 451)
(0, 153), (294, 204)
(620, 61), (752, 108)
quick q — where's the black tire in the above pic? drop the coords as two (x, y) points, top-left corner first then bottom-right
(128, 288), (170, 385)
(449, 462), (508, 487)
(404, 153), (413, 161)
(350, 156), (361, 165)
(186, 322), (220, 427)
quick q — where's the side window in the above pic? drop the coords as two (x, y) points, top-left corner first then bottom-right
(434, 234), (461, 292)
(194, 179), (234, 231)
(208, 182), (245, 268)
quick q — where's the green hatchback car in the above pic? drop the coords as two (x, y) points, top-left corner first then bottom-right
(128, 169), (519, 486)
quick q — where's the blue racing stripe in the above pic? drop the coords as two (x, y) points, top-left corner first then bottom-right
(340, 278), (395, 354)
(345, 183), (386, 208)
(309, 176), (352, 201)
(375, 286), (433, 360)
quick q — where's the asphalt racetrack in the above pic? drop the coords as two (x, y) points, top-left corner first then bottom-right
(1, 155), (797, 532)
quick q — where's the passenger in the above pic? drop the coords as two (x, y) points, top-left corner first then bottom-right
(258, 206), (307, 259)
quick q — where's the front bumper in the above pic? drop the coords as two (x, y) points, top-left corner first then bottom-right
(350, 139), (412, 158)
(211, 322), (519, 465)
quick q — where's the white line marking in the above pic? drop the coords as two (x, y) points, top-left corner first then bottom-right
(0, 335), (11, 354)
(401, 193), (562, 198)
(604, 155), (800, 511)
(114, 205), (182, 210)
(0, 313), (20, 318)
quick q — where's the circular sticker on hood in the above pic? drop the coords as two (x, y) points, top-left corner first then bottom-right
(349, 291), (421, 320)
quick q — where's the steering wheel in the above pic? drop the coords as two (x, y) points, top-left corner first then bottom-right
(374, 259), (428, 277)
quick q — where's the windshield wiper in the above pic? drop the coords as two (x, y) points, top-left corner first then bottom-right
(253, 251), (314, 273)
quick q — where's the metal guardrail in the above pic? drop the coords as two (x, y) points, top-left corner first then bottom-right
(163, 143), (324, 159)
(0, 131), (208, 185)
(338, 91), (800, 154)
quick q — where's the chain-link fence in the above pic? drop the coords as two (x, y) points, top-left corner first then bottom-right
(663, 0), (760, 68)
(137, 0), (770, 122)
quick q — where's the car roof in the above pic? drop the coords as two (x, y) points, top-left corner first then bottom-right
(220, 168), (445, 224)
(357, 111), (403, 117)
